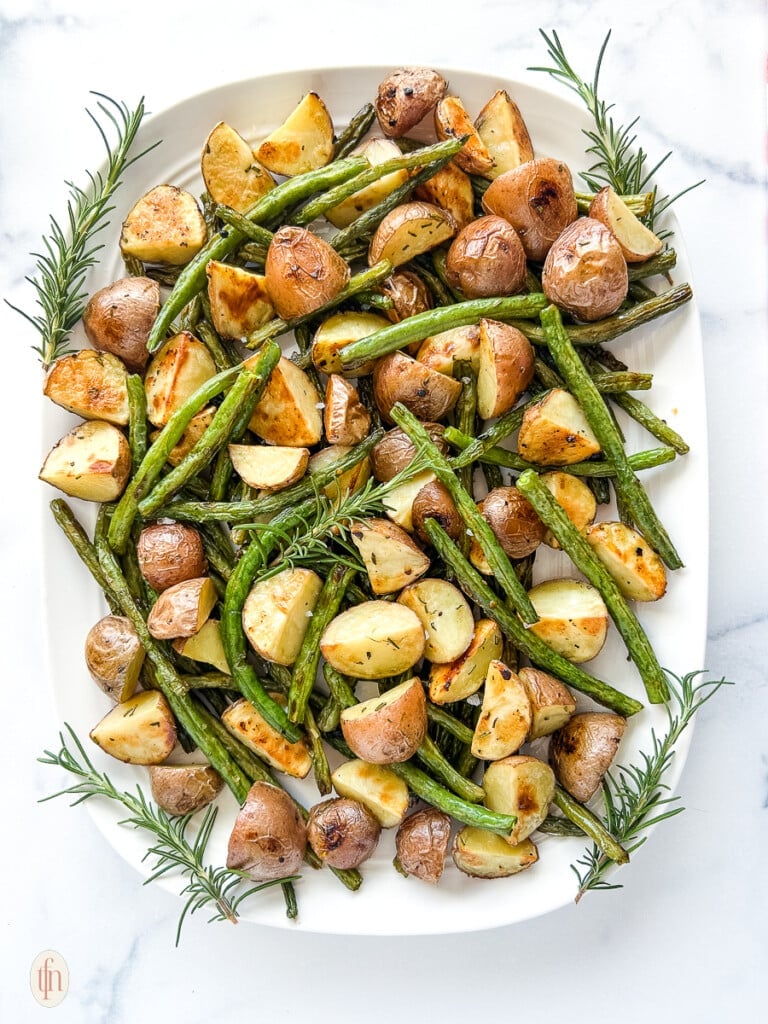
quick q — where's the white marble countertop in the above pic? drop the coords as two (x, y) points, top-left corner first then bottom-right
(1, 0), (766, 1019)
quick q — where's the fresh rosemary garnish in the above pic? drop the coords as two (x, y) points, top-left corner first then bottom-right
(531, 30), (704, 234)
(39, 725), (294, 944)
(8, 93), (158, 370)
(572, 670), (732, 900)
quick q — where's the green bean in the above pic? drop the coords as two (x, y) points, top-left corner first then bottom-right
(416, 735), (485, 803)
(425, 705), (474, 745)
(575, 191), (654, 217)
(322, 662), (358, 708)
(126, 374), (148, 468)
(553, 785), (629, 865)
(332, 102), (376, 160)
(304, 704), (332, 796)
(626, 248), (677, 280)
(534, 356), (653, 394)
(195, 319), (234, 373)
(214, 205), (274, 247)
(49, 500), (121, 614)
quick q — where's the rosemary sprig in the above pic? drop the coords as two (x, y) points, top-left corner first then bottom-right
(39, 724), (294, 944)
(530, 30), (704, 233)
(8, 93), (158, 370)
(572, 670), (732, 900)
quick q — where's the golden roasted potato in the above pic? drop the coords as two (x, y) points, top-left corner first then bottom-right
(172, 619), (230, 674)
(395, 807), (452, 884)
(482, 158), (577, 262)
(434, 96), (494, 176)
(549, 712), (627, 803)
(372, 350), (462, 424)
(137, 523), (207, 593)
(331, 759), (410, 828)
(381, 270), (433, 326)
(226, 781), (306, 881)
(120, 184), (207, 266)
(201, 121), (275, 212)
(482, 754), (556, 845)
(584, 521), (667, 601)
(375, 67), (447, 137)
(144, 332), (217, 428)
(368, 201), (457, 268)
(349, 518), (431, 595)
(247, 355), (323, 447)
(222, 697), (312, 778)
(206, 261), (274, 339)
(427, 618), (503, 704)
(82, 276), (159, 372)
(481, 485), (545, 559)
(474, 89), (534, 179)
(518, 667), (577, 740)
(471, 661), (532, 760)
(265, 226), (350, 321)
(307, 797), (382, 868)
(370, 423), (447, 482)
(324, 375), (371, 446)
(326, 137), (410, 228)
(84, 615), (144, 702)
(256, 92), (334, 176)
(149, 406), (216, 468)
(413, 160), (475, 230)
(517, 388), (601, 465)
(477, 318), (535, 420)
(90, 690), (178, 765)
(452, 828), (538, 878)
(307, 444), (371, 504)
(148, 764), (224, 816)
(527, 578), (609, 663)
(44, 349), (129, 426)
(146, 577), (218, 640)
(397, 578), (474, 664)
(228, 443), (309, 492)
(311, 310), (390, 377)
(588, 185), (663, 263)
(416, 324), (481, 376)
(39, 419), (131, 502)
(320, 600), (426, 679)
(542, 217), (628, 321)
(242, 567), (322, 666)
(539, 471), (598, 547)
(411, 479), (462, 545)
(445, 216), (527, 298)
(340, 677), (427, 764)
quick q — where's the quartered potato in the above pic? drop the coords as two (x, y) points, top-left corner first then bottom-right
(539, 471), (597, 547)
(549, 712), (627, 803)
(256, 92), (334, 176)
(148, 764), (224, 816)
(381, 469), (437, 532)
(368, 201), (457, 268)
(471, 661), (532, 761)
(452, 827), (538, 878)
(82, 276), (159, 372)
(265, 226), (350, 321)
(474, 89), (534, 179)
(397, 577), (474, 664)
(242, 567), (322, 666)
(372, 350), (462, 424)
(477, 318), (535, 420)
(120, 184), (207, 266)
(349, 518), (431, 595)
(206, 261), (274, 339)
(527, 578), (609, 663)
(370, 423), (448, 482)
(381, 270), (433, 326)
(44, 349), (129, 425)
(39, 419), (131, 502)
(227, 781), (307, 881)
(311, 310), (390, 377)
(246, 356), (323, 447)
(222, 696), (313, 778)
(85, 615), (144, 702)
(331, 759), (410, 828)
(90, 690), (178, 766)
(584, 521), (667, 601)
(144, 332), (217, 428)
(320, 600), (426, 679)
(542, 217), (628, 322)
(149, 406), (216, 467)
(323, 375), (371, 446)
(146, 576), (218, 640)
(340, 677), (427, 764)
(414, 160), (475, 230)
(172, 619), (230, 674)
(228, 443), (309, 492)
(517, 388), (601, 465)
(416, 324), (481, 376)
(201, 121), (275, 212)
(589, 185), (664, 263)
(326, 136), (410, 229)
(481, 485), (544, 559)
(307, 444), (371, 503)
(518, 667), (576, 740)
(427, 618), (503, 704)
(434, 95), (494, 176)
(411, 480), (462, 545)
(482, 754), (556, 845)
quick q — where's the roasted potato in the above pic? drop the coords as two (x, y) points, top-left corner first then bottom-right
(452, 827), (538, 878)
(206, 261), (274, 339)
(149, 406), (216, 468)
(320, 600), (426, 679)
(307, 797), (382, 868)
(471, 661), (532, 761)
(331, 759), (410, 828)
(370, 423), (447, 482)
(542, 217), (628, 321)
(242, 567), (322, 666)
(82, 276), (159, 372)
(256, 92), (334, 175)
(381, 270), (433, 325)
(172, 619), (230, 674)
(476, 318), (535, 420)
(311, 310), (390, 377)
(222, 697), (312, 778)
(39, 419), (131, 502)
(474, 89), (535, 179)
(137, 522), (207, 593)
(144, 332), (217, 428)
(146, 576), (218, 640)
(413, 160), (475, 230)
(84, 615), (144, 702)
(381, 469), (437, 532)
(539, 471), (597, 547)
(444, 215), (527, 298)
(120, 184), (207, 266)
(368, 201), (457, 268)
(518, 667), (577, 740)
(584, 521), (667, 601)
(44, 349), (129, 425)
(265, 226), (350, 321)
(481, 485), (544, 559)
(527, 578), (609, 663)
(90, 690), (178, 765)
(247, 355), (323, 447)
(434, 96), (494, 176)
(416, 325), (481, 378)
(549, 712), (627, 803)
(307, 444), (371, 504)
(375, 67), (447, 137)
(372, 350), (462, 424)
(395, 807), (452, 884)
(326, 137), (410, 229)
(340, 677), (427, 764)
(323, 375), (371, 446)
(427, 618), (503, 705)
(201, 121), (275, 212)
(349, 518), (431, 595)
(482, 754), (556, 845)
(148, 764), (224, 816)
(397, 578), (475, 664)
(588, 185), (663, 263)
(226, 781), (306, 881)
(517, 388), (601, 465)
(228, 443), (309, 492)
(411, 479), (462, 545)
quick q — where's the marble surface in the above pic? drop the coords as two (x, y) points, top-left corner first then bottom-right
(1, 0), (766, 1019)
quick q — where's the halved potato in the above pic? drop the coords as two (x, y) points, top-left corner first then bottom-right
(320, 600), (426, 679)
(527, 578), (609, 663)
(228, 443), (309, 492)
(381, 270), (433, 326)
(44, 350), (129, 425)
(589, 185), (664, 263)
(120, 184), (206, 266)
(452, 827), (538, 878)
(172, 619), (230, 674)
(539, 471), (597, 548)
(39, 419), (131, 502)
(311, 310), (390, 377)
(413, 161), (475, 230)
(434, 96), (494, 176)
(149, 406), (216, 467)
(549, 712), (627, 803)
(474, 90), (534, 179)
(227, 781), (306, 881)
(82, 276), (159, 373)
(381, 469), (437, 532)
(477, 318), (535, 420)
(307, 444), (371, 503)
(324, 375), (371, 446)
(373, 350), (462, 424)
(256, 92), (334, 176)
(471, 661), (532, 760)
(482, 754), (556, 845)
(340, 677), (427, 764)
(517, 388), (601, 465)
(331, 759), (410, 827)
(90, 690), (177, 765)
(326, 136), (410, 228)
(265, 226), (350, 321)
(137, 522), (207, 593)
(518, 667), (576, 740)
(246, 355), (323, 447)
(584, 521), (667, 601)
(201, 121), (275, 212)
(206, 261), (274, 339)
(147, 577), (218, 640)
(368, 201), (457, 268)
(242, 567), (322, 666)
(144, 332), (217, 428)
(542, 217), (628, 322)
(375, 67), (447, 138)
(416, 324), (481, 376)
(148, 764), (224, 816)
(306, 797), (382, 868)
(397, 578), (474, 664)
(481, 486), (544, 559)
(222, 696), (312, 778)
(445, 216), (527, 299)
(395, 807), (452, 883)
(411, 479), (462, 545)
(85, 615), (144, 702)
(427, 618), (503, 705)
(370, 423), (448, 482)
(349, 518), (431, 595)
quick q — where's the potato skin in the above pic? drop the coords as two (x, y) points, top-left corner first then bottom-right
(549, 712), (627, 803)
(376, 67), (447, 137)
(481, 486), (544, 559)
(381, 270), (432, 326)
(265, 226), (350, 320)
(542, 217), (628, 322)
(148, 764), (224, 815)
(85, 615), (144, 701)
(445, 216), (526, 298)
(137, 522), (207, 593)
(340, 677), (427, 763)
(411, 480), (462, 544)
(82, 276), (159, 372)
(306, 797), (381, 869)
(226, 781), (307, 881)
(395, 808), (452, 884)
(371, 424), (447, 482)
(372, 351), (461, 424)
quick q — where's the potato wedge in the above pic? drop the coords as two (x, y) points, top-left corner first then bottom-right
(397, 578), (474, 664)
(256, 92), (334, 176)
(340, 677), (427, 764)
(206, 261), (274, 339)
(474, 89), (534, 179)
(85, 615), (144, 702)
(227, 781), (306, 881)
(471, 661), (532, 760)
(416, 324), (481, 376)
(242, 567), (322, 666)
(147, 576), (218, 640)
(222, 696), (313, 778)
(372, 350), (462, 425)
(201, 121), (275, 212)
(39, 419), (131, 502)
(307, 444), (371, 503)
(228, 443), (309, 492)
(427, 618), (503, 704)
(517, 388), (601, 465)
(368, 201), (457, 268)
(482, 754), (556, 845)
(120, 184), (206, 266)
(326, 137), (410, 228)
(395, 807), (452, 884)
(589, 185), (663, 263)
(90, 690), (177, 765)
(584, 521), (667, 601)
(331, 759), (410, 828)
(349, 518), (431, 595)
(434, 95), (494, 176)
(539, 471), (597, 548)
(413, 160), (475, 230)
(311, 310), (390, 377)
(381, 469), (436, 532)
(82, 276), (159, 372)
(323, 375), (371, 446)
(452, 827), (538, 878)
(44, 350), (129, 426)
(320, 600), (426, 679)
(246, 355), (323, 447)
(527, 578), (608, 663)
(265, 226), (350, 320)
(477, 318), (535, 420)
(549, 712), (627, 803)
(137, 522), (207, 593)
(518, 667), (576, 740)
(375, 67), (447, 138)
(144, 332), (217, 428)
(172, 619), (230, 674)
(148, 764), (224, 816)
(149, 406), (216, 467)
